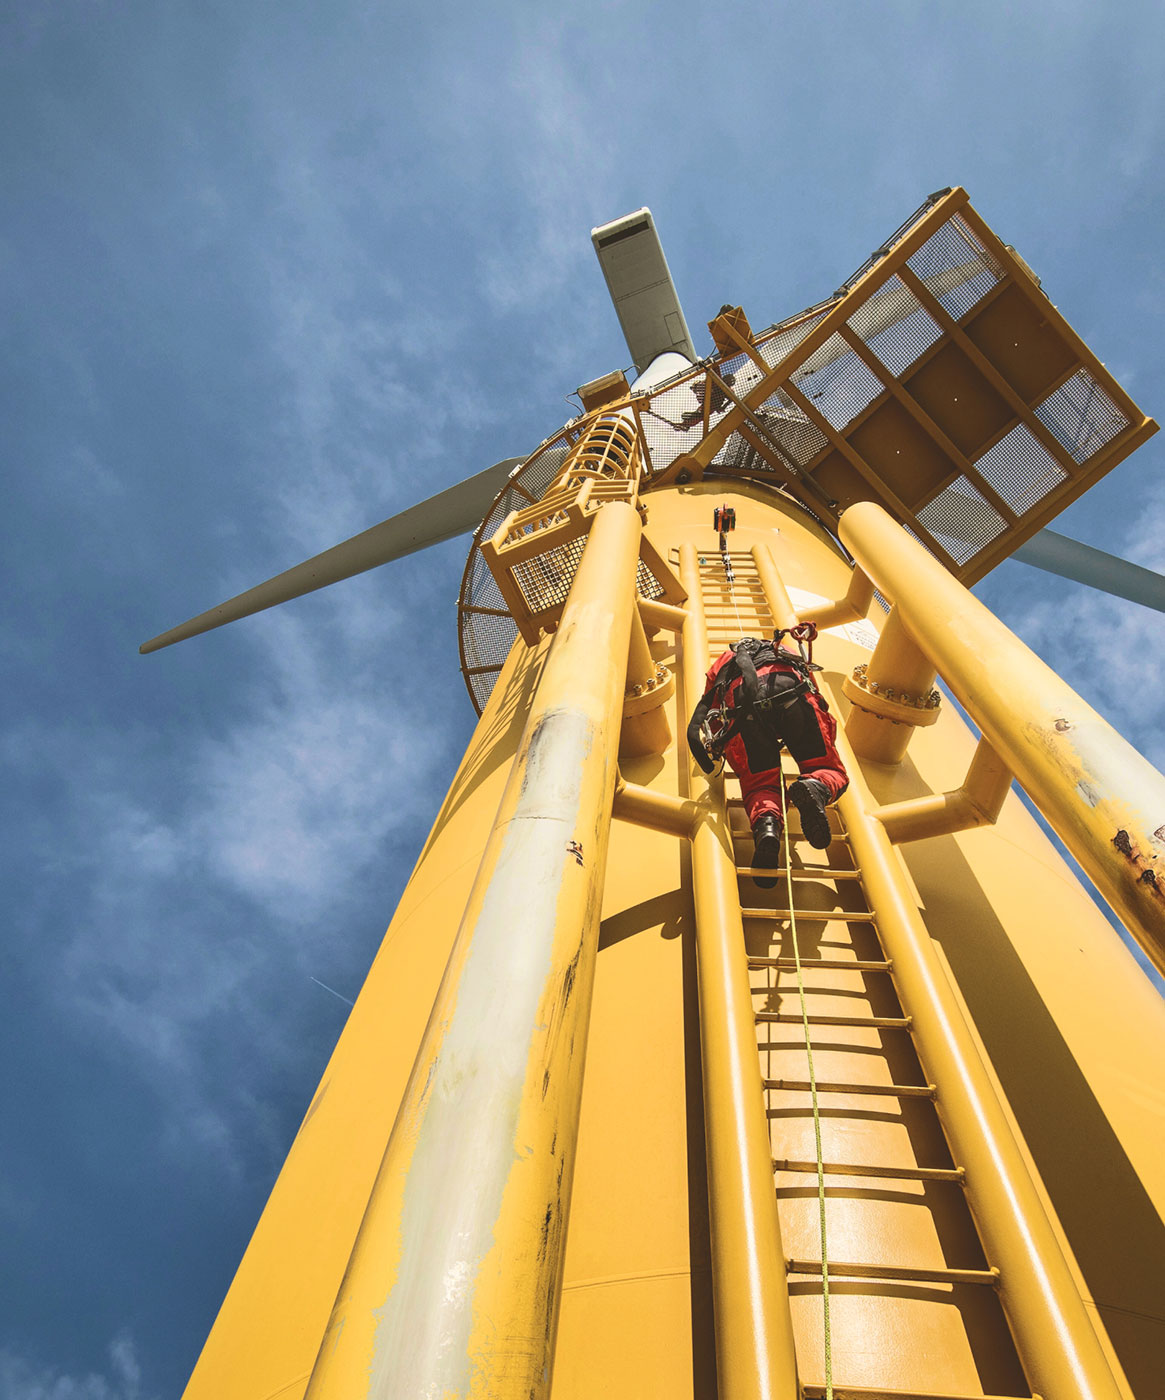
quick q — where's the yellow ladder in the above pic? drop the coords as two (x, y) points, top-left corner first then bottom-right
(697, 553), (1043, 1400)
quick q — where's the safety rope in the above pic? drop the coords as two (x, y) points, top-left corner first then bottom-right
(781, 770), (833, 1399)
(721, 547), (744, 634)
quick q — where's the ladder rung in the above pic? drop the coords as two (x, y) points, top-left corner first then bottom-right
(765, 1078), (935, 1099)
(741, 907), (876, 922)
(756, 1012), (911, 1029)
(749, 957), (892, 972)
(803, 1386), (1038, 1400)
(774, 1159), (964, 1183)
(788, 1257), (998, 1287)
(736, 865), (863, 880)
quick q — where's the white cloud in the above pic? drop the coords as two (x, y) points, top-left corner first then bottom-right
(0, 1333), (149, 1400)
(33, 566), (449, 1174)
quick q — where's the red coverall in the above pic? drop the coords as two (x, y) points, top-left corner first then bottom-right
(703, 647), (848, 826)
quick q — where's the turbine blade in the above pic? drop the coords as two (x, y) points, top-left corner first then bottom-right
(140, 456), (525, 654)
(1012, 529), (1165, 614)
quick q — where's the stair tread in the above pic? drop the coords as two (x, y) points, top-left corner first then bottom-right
(736, 865), (863, 879)
(787, 1257), (998, 1286)
(802, 1386), (1037, 1400)
(748, 956), (891, 972)
(740, 906), (876, 922)
(765, 1078), (935, 1098)
(774, 1158), (964, 1183)
(756, 1011), (910, 1028)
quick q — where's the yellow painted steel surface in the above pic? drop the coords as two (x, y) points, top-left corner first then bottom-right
(183, 478), (1165, 1400)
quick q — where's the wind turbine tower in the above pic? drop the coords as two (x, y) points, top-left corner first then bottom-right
(144, 189), (1165, 1400)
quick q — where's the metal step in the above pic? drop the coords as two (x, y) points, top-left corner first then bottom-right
(756, 1012), (911, 1030)
(736, 865), (863, 880)
(788, 1257), (998, 1287)
(774, 1159), (964, 1184)
(741, 906), (876, 922)
(748, 956), (892, 972)
(802, 1385), (1039, 1400)
(765, 1078), (936, 1099)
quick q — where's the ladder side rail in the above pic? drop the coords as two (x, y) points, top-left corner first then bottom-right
(678, 542), (801, 1400)
(840, 500), (1165, 976)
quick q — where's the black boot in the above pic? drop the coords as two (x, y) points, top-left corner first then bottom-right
(751, 814), (782, 889)
(788, 777), (832, 850)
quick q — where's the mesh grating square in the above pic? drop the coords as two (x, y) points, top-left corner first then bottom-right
(751, 389), (828, 468)
(972, 423), (1066, 513)
(757, 311), (830, 370)
(917, 476), (1007, 566)
(1035, 369), (1127, 464)
(906, 215), (1002, 321)
(513, 536), (588, 614)
(790, 334), (884, 431)
(847, 276), (943, 377)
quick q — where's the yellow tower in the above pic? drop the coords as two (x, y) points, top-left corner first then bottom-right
(145, 188), (1165, 1400)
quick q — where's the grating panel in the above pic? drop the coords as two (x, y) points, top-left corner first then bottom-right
(906, 214), (1003, 321)
(972, 424), (1067, 514)
(757, 311), (831, 370)
(1035, 369), (1128, 465)
(790, 335), (884, 431)
(848, 276), (943, 377)
(917, 476), (1007, 566)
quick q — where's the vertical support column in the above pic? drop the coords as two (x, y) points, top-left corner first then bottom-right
(844, 606), (940, 764)
(679, 543), (801, 1400)
(304, 501), (643, 1400)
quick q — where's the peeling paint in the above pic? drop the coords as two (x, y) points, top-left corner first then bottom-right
(1075, 779), (1101, 807)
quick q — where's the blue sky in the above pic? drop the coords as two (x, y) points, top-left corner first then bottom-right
(2, 3), (1163, 1395)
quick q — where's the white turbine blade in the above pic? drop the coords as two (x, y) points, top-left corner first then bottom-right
(592, 209), (697, 373)
(796, 256), (991, 377)
(140, 457), (525, 654)
(1012, 529), (1165, 614)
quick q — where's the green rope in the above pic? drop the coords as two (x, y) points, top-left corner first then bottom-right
(782, 771), (833, 1399)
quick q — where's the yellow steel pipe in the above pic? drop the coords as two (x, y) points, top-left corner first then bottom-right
(303, 501), (644, 1400)
(751, 544), (799, 632)
(612, 775), (699, 838)
(841, 500), (1165, 974)
(875, 736), (1012, 844)
(620, 599), (672, 758)
(679, 542), (801, 1400)
(844, 604), (939, 763)
(828, 710), (1125, 1400)
(805, 564), (875, 631)
(639, 595), (688, 632)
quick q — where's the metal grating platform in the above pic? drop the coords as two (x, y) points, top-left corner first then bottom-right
(458, 187), (1155, 713)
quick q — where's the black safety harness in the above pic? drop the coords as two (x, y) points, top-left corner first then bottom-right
(688, 624), (823, 772)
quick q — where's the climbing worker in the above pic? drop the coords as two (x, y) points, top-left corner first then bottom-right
(686, 624), (849, 884)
